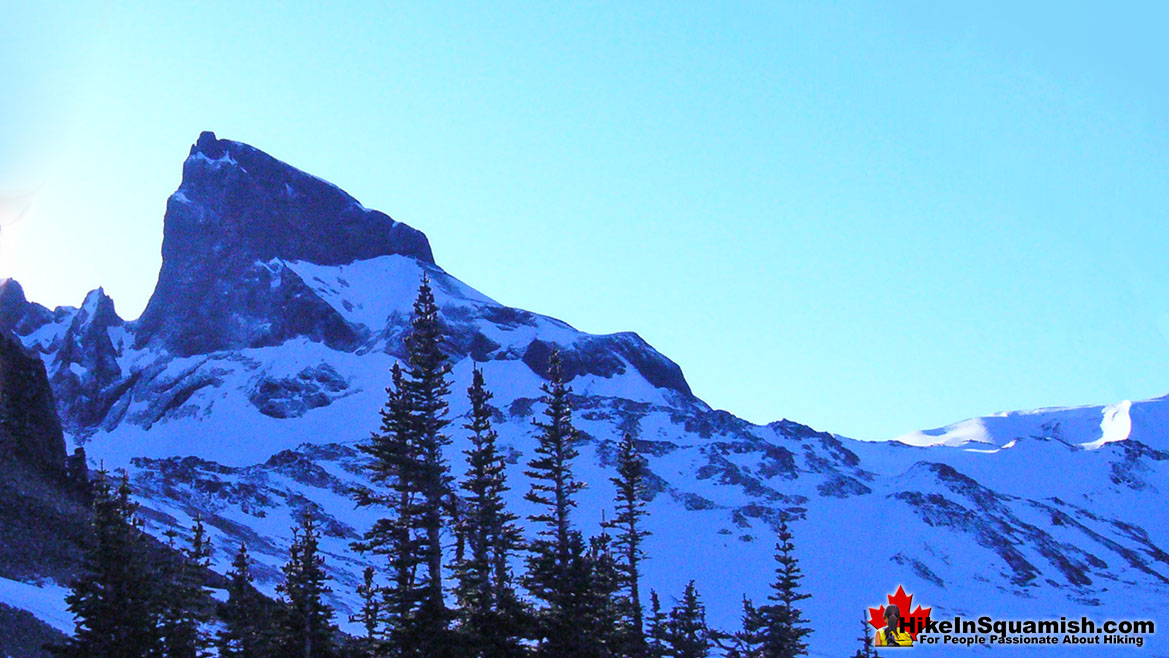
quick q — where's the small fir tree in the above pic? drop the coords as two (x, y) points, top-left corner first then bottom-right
(580, 528), (625, 657)
(453, 367), (526, 658)
(218, 543), (273, 658)
(740, 518), (812, 658)
(160, 515), (214, 658)
(666, 582), (710, 658)
(351, 362), (426, 655)
(605, 433), (651, 657)
(52, 470), (163, 658)
(276, 511), (337, 658)
(348, 567), (384, 657)
(647, 590), (669, 658)
(854, 612), (878, 658)
(523, 350), (586, 655)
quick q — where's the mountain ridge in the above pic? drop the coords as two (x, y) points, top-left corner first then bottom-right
(1, 134), (1166, 657)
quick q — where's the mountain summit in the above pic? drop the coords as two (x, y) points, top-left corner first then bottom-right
(134, 132), (433, 355)
(1, 133), (1166, 657)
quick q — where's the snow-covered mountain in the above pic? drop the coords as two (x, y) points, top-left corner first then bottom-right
(2, 133), (1167, 656)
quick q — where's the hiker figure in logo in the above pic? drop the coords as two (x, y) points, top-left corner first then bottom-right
(875, 605), (914, 647)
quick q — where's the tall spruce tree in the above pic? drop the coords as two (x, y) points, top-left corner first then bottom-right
(352, 362), (426, 654)
(666, 582), (709, 658)
(218, 543), (272, 658)
(523, 350), (587, 655)
(740, 518), (812, 658)
(53, 470), (163, 658)
(605, 433), (651, 657)
(402, 274), (457, 655)
(276, 512), (337, 658)
(352, 276), (456, 657)
(453, 367), (525, 658)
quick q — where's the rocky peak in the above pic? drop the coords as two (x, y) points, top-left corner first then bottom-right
(77, 288), (122, 331)
(0, 279), (27, 331)
(0, 279), (51, 336)
(0, 331), (66, 475)
(135, 132), (433, 355)
(172, 132), (433, 268)
(54, 288), (123, 390)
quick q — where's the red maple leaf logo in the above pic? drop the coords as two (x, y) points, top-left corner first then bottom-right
(867, 585), (932, 641)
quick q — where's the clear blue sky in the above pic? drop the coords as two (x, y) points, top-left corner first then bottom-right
(2, 1), (1167, 440)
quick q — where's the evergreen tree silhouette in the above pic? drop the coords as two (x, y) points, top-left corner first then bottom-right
(854, 612), (878, 657)
(523, 350), (588, 656)
(352, 362), (425, 655)
(160, 515), (214, 658)
(605, 432), (651, 657)
(276, 511), (337, 658)
(348, 567), (384, 657)
(401, 274), (457, 656)
(580, 527), (625, 657)
(739, 518), (812, 657)
(218, 543), (273, 658)
(646, 590), (669, 658)
(666, 582), (709, 658)
(52, 470), (163, 657)
(453, 367), (526, 658)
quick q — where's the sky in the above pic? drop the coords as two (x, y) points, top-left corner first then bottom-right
(1, 1), (1167, 440)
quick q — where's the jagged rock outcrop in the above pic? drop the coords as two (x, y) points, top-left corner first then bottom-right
(51, 289), (124, 430)
(0, 332), (66, 475)
(521, 336), (692, 396)
(134, 131), (433, 356)
(0, 329), (90, 603)
(0, 279), (52, 337)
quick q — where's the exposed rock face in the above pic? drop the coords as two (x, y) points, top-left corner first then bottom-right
(51, 289), (124, 430)
(0, 279), (52, 337)
(249, 364), (350, 419)
(134, 131), (433, 356)
(0, 325), (88, 601)
(521, 335), (692, 397)
(0, 332), (66, 475)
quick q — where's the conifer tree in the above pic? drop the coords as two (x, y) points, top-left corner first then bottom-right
(580, 528), (625, 657)
(402, 274), (457, 655)
(740, 518), (812, 658)
(453, 367), (525, 658)
(532, 530), (613, 658)
(218, 543), (272, 658)
(666, 582), (709, 658)
(732, 597), (762, 658)
(605, 433), (651, 657)
(853, 612), (878, 658)
(347, 278), (462, 657)
(523, 350), (587, 655)
(53, 470), (163, 658)
(352, 362), (426, 654)
(160, 515), (214, 658)
(646, 591), (669, 658)
(276, 512), (337, 658)
(348, 567), (383, 657)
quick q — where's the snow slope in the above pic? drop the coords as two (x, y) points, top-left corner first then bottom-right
(2, 133), (1167, 657)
